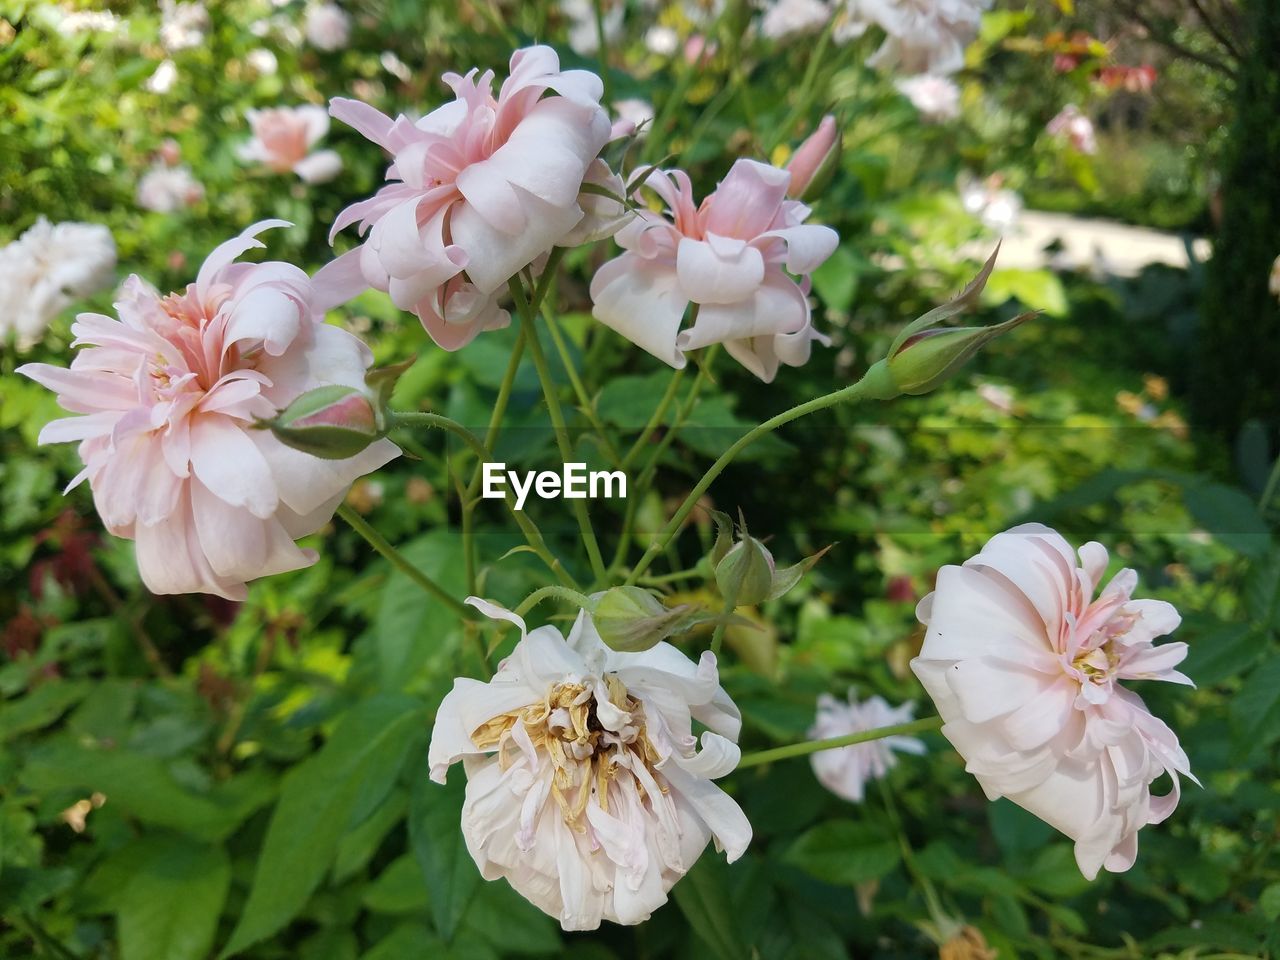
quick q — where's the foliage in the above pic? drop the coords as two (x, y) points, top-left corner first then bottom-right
(1, 2), (1276, 960)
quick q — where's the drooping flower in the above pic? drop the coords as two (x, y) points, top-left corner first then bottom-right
(1047, 104), (1098, 155)
(238, 106), (343, 184)
(760, 0), (831, 40)
(327, 45), (613, 350)
(0, 218), (116, 349)
(896, 74), (961, 122)
(18, 220), (398, 601)
(590, 158), (838, 381)
(840, 0), (992, 75)
(304, 1), (351, 51)
(911, 523), (1195, 879)
(137, 164), (205, 213)
(809, 690), (926, 803)
(428, 597), (752, 931)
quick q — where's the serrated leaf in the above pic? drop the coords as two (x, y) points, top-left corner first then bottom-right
(410, 768), (479, 941)
(1229, 657), (1280, 754)
(220, 695), (425, 957)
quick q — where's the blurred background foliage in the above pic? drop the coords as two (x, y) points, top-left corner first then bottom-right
(2, 0), (1279, 958)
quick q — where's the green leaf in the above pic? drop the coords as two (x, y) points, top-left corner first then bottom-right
(332, 788), (409, 884)
(362, 854), (430, 914)
(1181, 621), (1261, 687)
(19, 742), (273, 840)
(982, 268), (1068, 317)
(1021, 844), (1091, 898)
(783, 821), (900, 886)
(409, 768), (479, 942)
(463, 878), (562, 955)
(1183, 482), (1271, 557)
(671, 855), (746, 960)
(101, 835), (230, 960)
(1229, 657), (1280, 753)
(374, 533), (467, 689)
(0, 680), (89, 741)
(220, 694), (426, 957)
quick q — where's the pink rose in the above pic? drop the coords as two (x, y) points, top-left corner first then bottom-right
(589, 159), (838, 381)
(238, 106), (344, 183)
(911, 523), (1196, 879)
(326, 45), (613, 350)
(18, 220), (399, 601)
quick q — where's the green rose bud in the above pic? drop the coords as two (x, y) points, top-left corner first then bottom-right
(592, 586), (702, 653)
(262, 384), (383, 460)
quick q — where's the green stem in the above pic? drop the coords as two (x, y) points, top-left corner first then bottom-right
(509, 277), (609, 583)
(619, 367), (685, 472)
(768, 18), (836, 154)
(625, 359), (898, 585)
(736, 715), (941, 770)
(337, 503), (470, 618)
(592, 0), (613, 107)
(540, 302), (623, 466)
(480, 327), (526, 454)
(389, 411), (488, 461)
(514, 584), (594, 619)
(708, 580), (739, 658)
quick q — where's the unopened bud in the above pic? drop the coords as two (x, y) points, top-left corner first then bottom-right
(592, 586), (700, 653)
(880, 246), (1034, 396)
(715, 537), (776, 606)
(786, 114), (840, 201)
(264, 385), (382, 459)
(887, 316), (1032, 395)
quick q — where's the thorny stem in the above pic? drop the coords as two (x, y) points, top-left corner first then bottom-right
(337, 503), (471, 618)
(624, 360), (898, 585)
(736, 715), (942, 769)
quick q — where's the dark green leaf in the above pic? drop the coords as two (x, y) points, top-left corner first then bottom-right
(409, 768), (479, 942)
(783, 821), (900, 886)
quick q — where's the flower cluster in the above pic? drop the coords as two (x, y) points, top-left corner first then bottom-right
(0, 217), (116, 348)
(843, 0), (994, 75)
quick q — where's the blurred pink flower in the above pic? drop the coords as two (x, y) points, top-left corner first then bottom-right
(1047, 104), (1098, 155)
(895, 74), (961, 122)
(911, 523), (1195, 880)
(843, 0), (991, 75)
(429, 597), (751, 931)
(136, 164), (204, 213)
(238, 106), (343, 183)
(304, 2), (351, 51)
(810, 690), (926, 802)
(18, 221), (398, 600)
(327, 45), (612, 350)
(590, 159), (838, 381)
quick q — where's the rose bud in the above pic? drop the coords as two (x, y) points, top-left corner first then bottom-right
(264, 385), (384, 459)
(592, 586), (703, 653)
(786, 114), (840, 201)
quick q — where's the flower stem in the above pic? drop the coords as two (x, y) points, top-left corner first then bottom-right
(337, 503), (470, 618)
(514, 584), (593, 619)
(736, 715), (941, 770)
(389, 411), (489, 460)
(508, 277), (609, 584)
(540, 301), (623, 466)
(619, 366), (685, 472)
(708, 581), (739, 658)
(624, 359), (898, 584)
